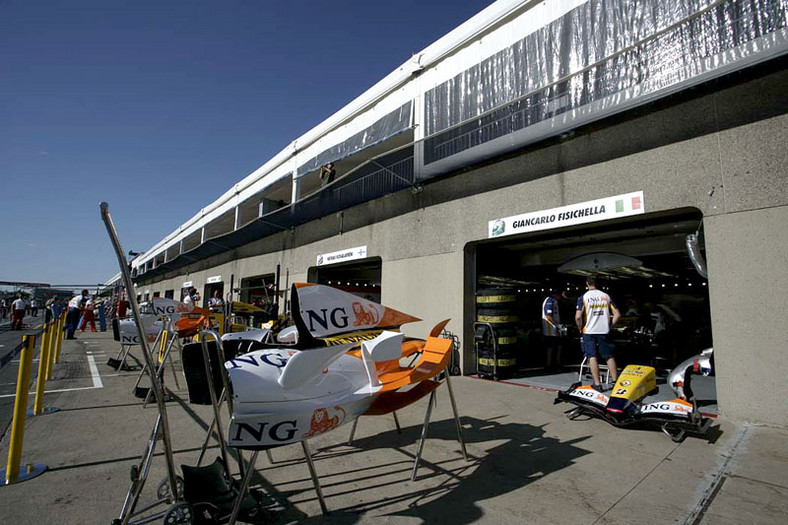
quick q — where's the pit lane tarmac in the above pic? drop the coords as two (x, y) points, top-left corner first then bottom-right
(0, 323), (104, 440)
(0, 330), (786, 524)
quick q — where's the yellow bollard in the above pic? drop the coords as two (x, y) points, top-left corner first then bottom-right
(30, 325), (59, 417)
(1, 335), (48, 485)
(54, 314), (64, 364)
(44, 322), (56, 381)
(158, 330), (169, 365)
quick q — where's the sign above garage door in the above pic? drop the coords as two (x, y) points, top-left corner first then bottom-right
(488, 191), (644, 239)
(316, 245), (368, 267)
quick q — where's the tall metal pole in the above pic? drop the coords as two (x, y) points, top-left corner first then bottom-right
(99, 202), (179, 500)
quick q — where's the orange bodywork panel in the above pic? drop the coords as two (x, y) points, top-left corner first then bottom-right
(377, 336), (453, 392)
(175, 308), (211, 338)
(364, 380), (440, 416)
(345, 335), (453, 392)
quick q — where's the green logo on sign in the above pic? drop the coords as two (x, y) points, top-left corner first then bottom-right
(615, 200), (624, 212)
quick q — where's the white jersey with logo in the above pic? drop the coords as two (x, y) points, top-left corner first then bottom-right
(576, 289), (617, 334)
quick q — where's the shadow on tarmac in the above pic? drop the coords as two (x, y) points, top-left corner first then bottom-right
(265, 415), (592, 524)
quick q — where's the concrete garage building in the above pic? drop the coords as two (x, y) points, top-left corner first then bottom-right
(120, 0), (788, 427)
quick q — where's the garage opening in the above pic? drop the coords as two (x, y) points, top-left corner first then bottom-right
(470, 208), (715, 410)
(307, 257), (382, 302)
(203, 281), (224, 310)
(238, 273), (276, 305)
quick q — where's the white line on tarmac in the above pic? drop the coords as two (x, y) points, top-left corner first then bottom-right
(0, 354), (104, 398)
(0, 385), (100, 398)
(87, 354), (103, 388)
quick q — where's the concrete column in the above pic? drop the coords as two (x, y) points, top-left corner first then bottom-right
(291, 173), (301, 204)
(412, 84), (425, 182)
(382, 251), (465, 365)
(705, 205), (788, 426)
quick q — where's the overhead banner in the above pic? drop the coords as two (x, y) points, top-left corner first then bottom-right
(489, 191), (645, 239)
(316, 246), (368, 267)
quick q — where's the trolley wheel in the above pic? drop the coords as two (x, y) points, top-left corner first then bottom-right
(451, 365), (461, 376)
(192, 502), (221, 524)
(164, 502), (194, 524)
(156, 475), (185, 502)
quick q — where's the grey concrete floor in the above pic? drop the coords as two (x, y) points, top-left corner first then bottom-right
(0, 331), (785, 524)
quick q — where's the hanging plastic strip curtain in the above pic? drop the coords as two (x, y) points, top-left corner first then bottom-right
(296, 102), (412, 178)
(423, 0), (788, 164)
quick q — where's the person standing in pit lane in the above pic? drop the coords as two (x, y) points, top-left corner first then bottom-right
(575, 275), (621, 392)
(79, 295), (97, 332)
(115, 293), (128, 319)
(45, 296), (55, 323)
(66, 289), (89, 339)
(541, 288), (565, 372)
(11, 295), (26, 330)
(0, 297), (7, 320)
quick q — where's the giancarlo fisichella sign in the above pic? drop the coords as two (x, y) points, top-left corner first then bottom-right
(488, 191), (645, 239)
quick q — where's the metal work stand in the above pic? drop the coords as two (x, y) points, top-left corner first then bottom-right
(411, 375), (468, 481)
(101, 202), (182, 525)
(108, 344), (134, 371)
(301, 440), (328, 515)
(347, 412), (401, 445)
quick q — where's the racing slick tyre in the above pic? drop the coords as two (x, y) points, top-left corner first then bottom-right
(475, 289), (517, 310)
(477, 349), (517, 379)
(476, 308), (519, 325)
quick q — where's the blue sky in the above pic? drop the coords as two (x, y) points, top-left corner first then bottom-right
(0, 0), (491, 287)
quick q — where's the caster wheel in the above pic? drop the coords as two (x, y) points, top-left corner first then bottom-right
(156, 475), (185, 502)
(164, 502), (193, 524)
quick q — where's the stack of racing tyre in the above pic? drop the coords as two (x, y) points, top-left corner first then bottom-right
(475, 288), (519, 378)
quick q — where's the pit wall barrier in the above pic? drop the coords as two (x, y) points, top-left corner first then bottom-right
(1, 313), (66, 486)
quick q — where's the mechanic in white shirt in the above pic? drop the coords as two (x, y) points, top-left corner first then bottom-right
(66, 289), (89, 339)
(576, 275), (621, 391)
(11, 295), (26, 330)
